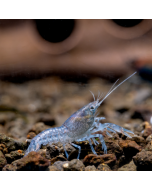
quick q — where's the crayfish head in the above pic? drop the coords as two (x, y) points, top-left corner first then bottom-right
(84, 101), (99, 117)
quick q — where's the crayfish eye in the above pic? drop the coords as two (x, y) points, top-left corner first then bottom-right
(90, 106), (95, 110)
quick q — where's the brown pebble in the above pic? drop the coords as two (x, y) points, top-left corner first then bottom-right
(118, 160), (136, 171)
(133, 150), (152, 170)
(63, 159), (85, 171)
(97, 163), (111, 171)
(146, 134), (152, 143)
(50, 155), (67, 165)
(27, 132), (36, 139)
(83, 154), (116, 167)
(3, 151), (49, 171)
(47, 165), (60, 171)
(17, 150), (23, 153)
(118, 140), (142, 152)
(141, 128), (152, 139)
(0, 150), (7, 170)
(0, 144), (8, 154)
(85, 165), (97, 171)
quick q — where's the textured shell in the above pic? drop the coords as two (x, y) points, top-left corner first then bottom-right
(63, 102), (96, 138)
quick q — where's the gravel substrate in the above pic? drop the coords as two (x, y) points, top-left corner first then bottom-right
(0, 74), (152, 171)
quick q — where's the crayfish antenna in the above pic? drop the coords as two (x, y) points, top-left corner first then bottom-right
(98, 71), (137, 106)
(98, 79), (119, 102)
(98, 92), (104, 102)
(150, 116), (152, 125)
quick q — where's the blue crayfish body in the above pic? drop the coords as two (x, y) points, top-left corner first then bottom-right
(24, 72), (136, 159)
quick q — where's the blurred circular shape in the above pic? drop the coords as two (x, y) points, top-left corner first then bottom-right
(102, 19), (152, 39)
(112, 19), (143, 27)
(27, 19), (85, 55)
(35, 19), (75, 43)
(0, 19), (26, 29)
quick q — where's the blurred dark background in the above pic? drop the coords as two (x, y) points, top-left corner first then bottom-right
(0, 19), (152, 81)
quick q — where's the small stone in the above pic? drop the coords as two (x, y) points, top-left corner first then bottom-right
(118, 140), (142, 158)
(83, 154), (116, 167)
(57, 142), (76, 155)
(47, 165), (60, 171)
(141, 128), (152, 139)
(63, 163), (69, 169)
(46, 143), (76, 159)
(97, 163), (111, 171)
(50, 155), (67, 165)
(46, 145), (60, 159)
(53, 161), (69, 171)
(133, 122), (145, 133)
(145, 141), (152, 151)
(85, 165), (97, 171)
(118, 160), (136, 171)
(130, 136), (146, 147)
(5, 150), (24, 164)
(17, 150), (23, 154)
(63, 159), (85, 171)
(0, 143), (8, 154)
(3, 151), (50, 171)
(142, 121), (151, 129)
(38, 149), (47, 158)
(146, 134), (152, 143)
(118, 140), (142, 151)
(104, 139), (123, 156)
(0, 150), (7, 170)
(133, 150), (152, 170)
(0, 133), (27, 152)
(26, 132), (36, 139)
(2, 164), (16, 171)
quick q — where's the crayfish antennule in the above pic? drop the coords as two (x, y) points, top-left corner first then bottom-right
(89, 91), (95, 101)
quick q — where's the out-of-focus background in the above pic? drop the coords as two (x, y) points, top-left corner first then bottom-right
(0, 19), (151, 139)
(1, 19), (152, 171)
(0, 19), (152, 80)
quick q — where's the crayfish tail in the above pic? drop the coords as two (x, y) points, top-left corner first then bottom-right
(24, 140), (41, 157)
